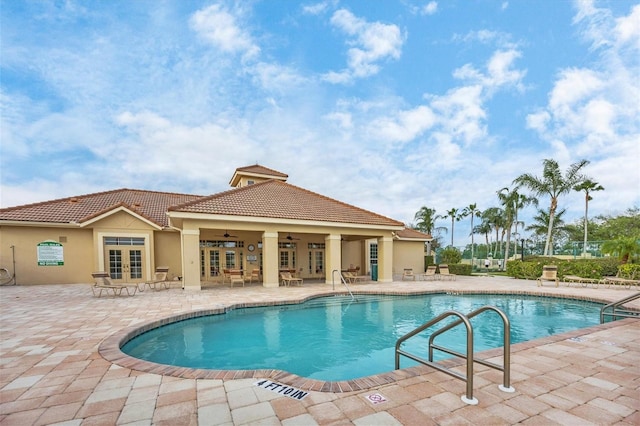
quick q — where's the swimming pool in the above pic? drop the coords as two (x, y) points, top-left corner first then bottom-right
(121, 293), (603, 381)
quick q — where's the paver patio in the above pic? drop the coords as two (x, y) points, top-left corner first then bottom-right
(1, 275), (638, 425)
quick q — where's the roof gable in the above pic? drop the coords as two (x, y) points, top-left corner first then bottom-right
(170, 180), (404, 227)
(0, 189), (203, 227)
(229, 164), (288, 187)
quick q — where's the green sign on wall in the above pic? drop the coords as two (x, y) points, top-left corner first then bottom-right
(37, 241), (64, 266)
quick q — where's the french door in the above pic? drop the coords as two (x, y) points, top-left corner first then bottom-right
(308, 249), (324, 276)
(105, 247), (145, 282)
(200, 247), (244, 280)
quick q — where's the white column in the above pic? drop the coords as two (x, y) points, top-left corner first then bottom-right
(377, 236), (394, 283)
(325, 234), (342, 284)
(182, 229), (201, 290)
(262, 232), (279, 288)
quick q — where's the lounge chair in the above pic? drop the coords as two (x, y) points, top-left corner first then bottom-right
(563, 275), (600, 288)
(602, 270), (639, 289)
(343, 271), (368, 283)
(91, 271), (138, 297)
(420, 265), (438, 281)
(280, 271), (303, 287)
(140, 266), (170, 291)
(402, 269), (415, 281)
(438, 264), (456, 281)
(536, 265), (559, 287)
(229, 269), (245, 287)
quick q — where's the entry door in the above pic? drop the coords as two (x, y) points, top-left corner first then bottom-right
(201, 248), (221, 279)
(279, 246), (297, 271)
(200, 248), (244, 280)
(106, 248), (144, 283)
(309, 249), (324, 276)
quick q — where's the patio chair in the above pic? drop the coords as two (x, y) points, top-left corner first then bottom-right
(536, 265), (559, 287)
(402, 269), (415, 281)
(91, 272), (138, 297)
(0, 267), (15, 286)
(280, 271), (303, 287)
(140, 266), (170, 291)
(229, 269), (245, 287)
(420, 265), (438, 281)
(248, 268), (261, 284)
(438, 264), (456, 281)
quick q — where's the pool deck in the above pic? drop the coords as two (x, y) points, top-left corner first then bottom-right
(0, 276), (638, 425)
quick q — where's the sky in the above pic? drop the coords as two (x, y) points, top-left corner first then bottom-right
(1, 0), (639, 247)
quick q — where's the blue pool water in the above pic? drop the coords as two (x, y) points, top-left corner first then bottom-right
(121, 294), (603, 381)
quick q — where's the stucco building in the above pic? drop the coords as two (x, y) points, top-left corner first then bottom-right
(0, 165), (431, 289)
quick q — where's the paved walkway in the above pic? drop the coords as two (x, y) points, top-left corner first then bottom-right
(0, 276), (638, 425)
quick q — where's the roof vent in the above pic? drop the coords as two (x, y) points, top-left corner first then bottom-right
(69, 197), (79, 203)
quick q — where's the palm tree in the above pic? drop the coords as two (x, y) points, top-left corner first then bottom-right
(481, 207), (505, 257)
(473, 221), (492, 258)
(413, 206), (441, 235)
(444, 207), (463, 247)
(525, 208), (568, 255)
(413, 206), (447, 256)
(513, 159), (589, 256)
(573, 179), (604, 257)
(497, 188), (537, 266)
(601, 237), (640, 264)
(462, 203), (481, 263)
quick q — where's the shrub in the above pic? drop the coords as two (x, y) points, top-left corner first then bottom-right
(618, 263), (640, 278)
(447, 263), (472, 276)
(507, 257), (624, 280)
(439, 246), (462, 265)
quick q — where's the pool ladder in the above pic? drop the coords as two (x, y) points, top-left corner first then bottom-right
(600, 292), (640, 323)
(331, 269), (356, 301)
(395, 306), (514, 405)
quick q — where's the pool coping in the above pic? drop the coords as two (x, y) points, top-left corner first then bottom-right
(98, 289), (632, 393)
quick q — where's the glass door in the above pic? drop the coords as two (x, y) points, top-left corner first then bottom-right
(105, 248), (144, 283)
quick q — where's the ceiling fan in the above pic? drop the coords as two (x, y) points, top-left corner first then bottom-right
(285, 233), (300, 241)
(217, 230), (238, 238)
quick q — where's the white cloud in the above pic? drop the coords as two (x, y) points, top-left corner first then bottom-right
(525, 110), (550, 133)
(614, 4), (640, 47)
(452, 29), (517, 50)
(422, 2), (438, 16)
(190, 4), (260, 60)
(548, 68), (603, 110)
(323, 9), (404, 83)
(302, 1), (336, 15)
(454, 49), (526, 92)
(113, 110), (257, 187)
(249, 62), (308, 93)
(368, 105), (436, 143)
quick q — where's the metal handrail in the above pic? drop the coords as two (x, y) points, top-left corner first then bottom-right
(332, 269), (356, 301)
(429, 306), (514, 394)
(395, 310), (477, 404)
(600, 292), (640, 323)
(395, 306), (514, 405)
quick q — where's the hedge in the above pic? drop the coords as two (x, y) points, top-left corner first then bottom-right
(506, 257), (637, 280)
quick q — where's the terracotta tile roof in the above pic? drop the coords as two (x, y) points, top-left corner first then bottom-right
(0, 189), (202, 227)
(396, 227), (433, 240)
(170, 180), (404, 227)
(234, 164), (288, 179)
